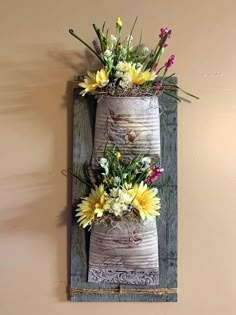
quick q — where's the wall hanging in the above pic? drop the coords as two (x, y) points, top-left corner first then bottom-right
(68, 17), (198, 302)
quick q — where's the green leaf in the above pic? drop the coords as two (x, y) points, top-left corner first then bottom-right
(92, 24), (106, 53)
(102, 21), (106, 32)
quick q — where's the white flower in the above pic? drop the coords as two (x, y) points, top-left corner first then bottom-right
(119, 189), (132, 204)
(126, 35), (133, 45)
(124, 182), (132, 190)
(115, 70), (123, 78)
(116, 61), (130, 72)
(114, 176), (121, 186)
(119, 48), (127, 60)
(109, 34), (118, 49)
(100, 157), (108, 167)
(110, 34), (117, 42)
(104, 49), (112, 58)
(100, 157), (109, 175)
(142, 46), (149, 55)
(108, 188), (133, 216)
(112, 203), (123, 216)
(123, 173), (128, 179)
(110, 188), (119, 198)
(119, 72), (132, 88)
(141, 157), (151, 164)
(140, 156), (151, 171)
(104, 50), (113, 70)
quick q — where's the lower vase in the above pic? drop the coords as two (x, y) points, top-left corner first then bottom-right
(88, 219), (159, 285)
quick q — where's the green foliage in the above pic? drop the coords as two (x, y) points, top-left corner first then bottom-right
(69, 17), (198, 101)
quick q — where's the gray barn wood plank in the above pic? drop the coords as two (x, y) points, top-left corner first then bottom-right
(70, 78), (177, 302)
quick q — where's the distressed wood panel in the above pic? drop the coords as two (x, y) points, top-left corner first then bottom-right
(70, 78), (177, 302)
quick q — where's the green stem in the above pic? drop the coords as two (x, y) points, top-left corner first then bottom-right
(162, 90), (182, 102)
(163, 72), (176, 80)
(126, 16), (138, 60)
(69, 29), (105, 64)
(146, 30), (171, 70)
(68, 169), (93, 188)
(155, 65), (165, 76)
(133, 29), (143, 63)
(164, 79), (199, 99)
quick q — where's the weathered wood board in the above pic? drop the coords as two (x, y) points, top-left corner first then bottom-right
(70, 79), (178, 302)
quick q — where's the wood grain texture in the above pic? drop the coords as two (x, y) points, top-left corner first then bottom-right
(93, 96), (161, 165)
(70, 78), (177, 302)
(88, 219), (159, 285)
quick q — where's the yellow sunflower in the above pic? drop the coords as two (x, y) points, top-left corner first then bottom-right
(129, 181), (161, 220)
(76, 185), (108, 228)
(79, 69), (109, 96)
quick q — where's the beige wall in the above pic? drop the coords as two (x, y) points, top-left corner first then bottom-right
(0, 0), (236, 314)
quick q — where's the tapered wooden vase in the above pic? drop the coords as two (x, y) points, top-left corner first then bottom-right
(88, 96), (161, 285)
(93, 96), (161, 164)
(88, 219), (159, 285)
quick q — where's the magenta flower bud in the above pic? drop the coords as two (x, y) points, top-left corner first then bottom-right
(159, 27), (170, 39)
(151, 167), (164, 182)
(165, 54), (175, 69)
(156, 81), (163, 90)
(144, 167), (164, 184)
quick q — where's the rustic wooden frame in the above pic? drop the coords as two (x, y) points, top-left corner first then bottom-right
(69, 79), (177, 302)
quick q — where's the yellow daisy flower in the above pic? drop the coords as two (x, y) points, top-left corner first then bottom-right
(79, 71), (97, 95)
(79, 69), (109, 96)
(95, 68), (109, 88)
(129, 181), (161, 220)
(128, 65), (156, 85)
(76, 185), (108, 228)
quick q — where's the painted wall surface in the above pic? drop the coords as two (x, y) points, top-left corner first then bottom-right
(0, 0), (235, 314)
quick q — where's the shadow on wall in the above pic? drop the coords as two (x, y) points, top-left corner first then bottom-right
(0, 44), (99, 301)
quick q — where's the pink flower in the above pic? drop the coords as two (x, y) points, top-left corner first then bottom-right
(159, 27), (171, 39)
(156, 81), (163, 90)
(145, 167), (164, 184)
(165, 55), (175, 69)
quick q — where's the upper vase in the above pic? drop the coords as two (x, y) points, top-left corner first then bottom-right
(93, 96), (161, 165)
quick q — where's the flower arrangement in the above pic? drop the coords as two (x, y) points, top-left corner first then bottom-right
(76, 147), (165, 228)
(69, 17), (198, 100)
